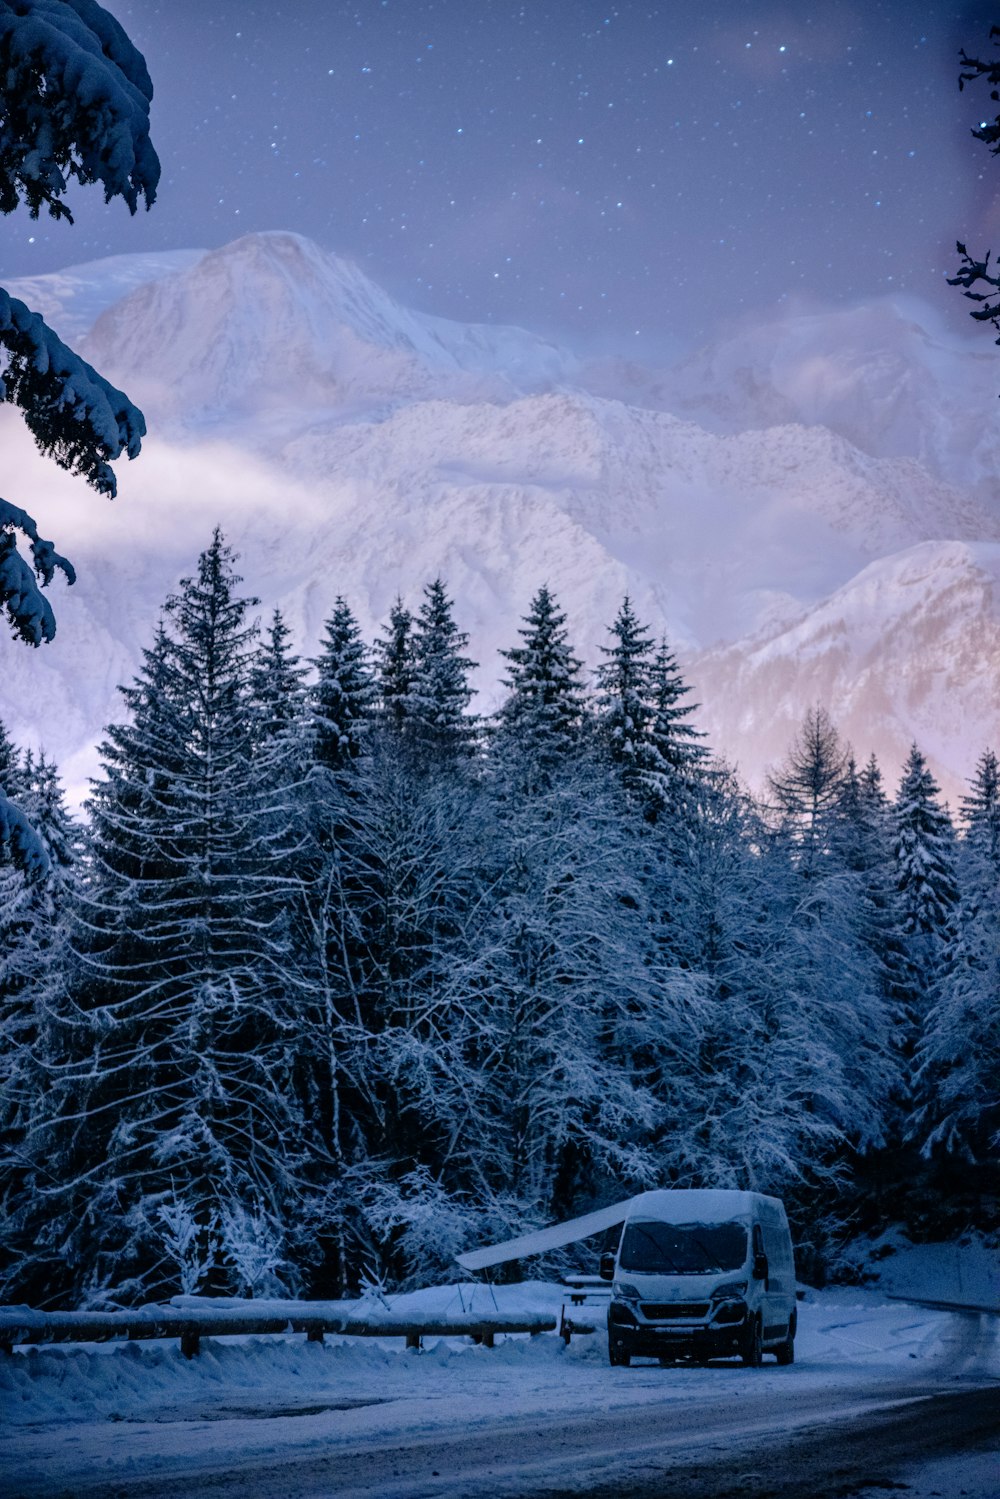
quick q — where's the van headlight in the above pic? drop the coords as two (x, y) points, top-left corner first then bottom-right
(710, 1280), (747, 1324)
(612, 1282), (640, 1301)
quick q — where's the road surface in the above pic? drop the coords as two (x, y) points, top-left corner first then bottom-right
(5, 1304), (998, 1498)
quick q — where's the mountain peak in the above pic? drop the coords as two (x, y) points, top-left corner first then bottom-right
(80, 232), (574, 425)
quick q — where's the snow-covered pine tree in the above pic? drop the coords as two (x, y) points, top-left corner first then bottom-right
(494, 584), (587, 782)
(914, 748), (1000, 1164)
(892, 746), (959, 958)
(767, 706), (849, 874)
(595, 596), (654, 793)
(890, 744), (959, 1129)
(0, 741), (78, 1303)
(250, 608), (308, 751)
(404, 579), (478, 766)
(374, 596), (413, 735)
(60, 532), (312, 1302)
(960, 747), (1000, 872)
(18, 750), (80, 900)
(639, 635), (708, 814)
(0, 715), (22, 794)
(310, 597), (377, 771)
(0, 716), (48, 878)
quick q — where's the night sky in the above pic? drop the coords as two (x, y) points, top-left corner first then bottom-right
(6, 0), (1000, 353)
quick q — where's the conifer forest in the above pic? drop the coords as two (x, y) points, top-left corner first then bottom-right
(1, 530), (997, 1309)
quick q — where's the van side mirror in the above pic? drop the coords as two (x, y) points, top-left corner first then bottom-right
(752, 1252), (769, 1281)
(599, 1251), (616, 1282)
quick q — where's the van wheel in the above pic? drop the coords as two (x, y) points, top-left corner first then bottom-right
(740, 1317), (763, 1367)
(775, 1317), (795, 1366)
(609, 1338), (631, 1368)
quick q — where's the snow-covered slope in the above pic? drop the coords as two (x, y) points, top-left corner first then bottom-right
(645, 297), (1000, 502)
(4, 249), (204, 344)
(2, 233), (998, 807)
(694, 541), (1000, 800)
(81, 231), (575, 422)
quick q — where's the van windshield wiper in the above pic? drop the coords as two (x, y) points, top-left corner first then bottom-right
(630, 1225), (680, 1272)
(687, 1234), (724, 1271)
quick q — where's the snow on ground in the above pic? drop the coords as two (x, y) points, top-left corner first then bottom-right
(856, 1231), (1000, 1309)
(3, 1281), (997, 1435)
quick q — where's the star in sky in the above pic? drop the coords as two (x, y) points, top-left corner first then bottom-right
(9, 0), (995, 355)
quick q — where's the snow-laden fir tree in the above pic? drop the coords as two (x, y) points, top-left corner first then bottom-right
(639, 635), (708, 814)
(892, 745), (959, 963)
(18, 750), (80, 900)
(889, 742), (960, 1153)
(404, 579), (477, 766)
(310, 597), (377, 771)
(767, 706), (849, 873)
(495, 584), (587, 782)
(0, 715), (22, 795)
(59, 532), (314, 1302)
(914, 748), (1000, 1163)
(960, 747), (1000, 872)
(0, 715), (48, 878)
(0, 742), (78, 1304)
(250, 609), (308, 750)
(647, 767), (892, 1196)
(595, 596), (655, 793)
(375, 596), (413, 735)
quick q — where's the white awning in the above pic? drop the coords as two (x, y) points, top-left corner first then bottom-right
(455, 1198), (634, 1271)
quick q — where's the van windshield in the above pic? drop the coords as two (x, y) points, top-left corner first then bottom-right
(618, 1219), (747, 1274)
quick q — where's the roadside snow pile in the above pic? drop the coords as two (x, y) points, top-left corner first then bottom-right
(3, 1283), (997, 1435)
(835, 1231), (1000, 1309)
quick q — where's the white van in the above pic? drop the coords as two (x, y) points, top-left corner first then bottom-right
(600, 1188), (797, 1367)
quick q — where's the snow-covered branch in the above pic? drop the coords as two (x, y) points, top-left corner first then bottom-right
(0, 495), (75, 644)
(0, 0), (160, 221)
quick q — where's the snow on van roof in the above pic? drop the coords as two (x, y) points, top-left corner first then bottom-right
(627, 1189), (782, 1222)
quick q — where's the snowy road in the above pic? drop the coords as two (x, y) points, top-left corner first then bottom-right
(4, 1286), (998, 1498)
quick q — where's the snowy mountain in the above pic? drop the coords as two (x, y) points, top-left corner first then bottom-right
(694, 541), (1000, 801)
(2, 231), (998, 806)
(81, 231), (576, 423)
(637, 297), (1000, 502)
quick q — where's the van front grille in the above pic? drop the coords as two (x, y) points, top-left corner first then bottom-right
(641, 1302), (710, 1320)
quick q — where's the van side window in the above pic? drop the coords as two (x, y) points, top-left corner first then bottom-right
(752, 1224), (765, 1256)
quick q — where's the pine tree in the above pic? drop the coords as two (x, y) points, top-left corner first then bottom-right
(57, 531), (312, 1302)
(375, 596), (414, 734)
(404, 579), (477, 765)
(0, 716), (23, 796)
(595, 596), (654, 791)
(310, 598), (376, 771)
(893, 746), (959, 946)
(495, 584), (586, 780)
(914, 748), (1000, 1163)
(251, 609), (308, 750)
(768, 706), (849, 873)
(891, 744), (959, 1128)
(960, 747), (1000, 872)
(640, 636), (708, 812)
(19, 751), (80, 901)
(0, 737), (77, 1303)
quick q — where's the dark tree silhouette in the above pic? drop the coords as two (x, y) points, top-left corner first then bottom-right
(1, 0), (160, 647)
(947, 25), (1000, 346)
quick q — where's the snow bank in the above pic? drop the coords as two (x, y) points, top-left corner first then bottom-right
(3, 1283), (997, 1435)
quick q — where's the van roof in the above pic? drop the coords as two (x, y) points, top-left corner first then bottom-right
(627, 1189), (783, 1223)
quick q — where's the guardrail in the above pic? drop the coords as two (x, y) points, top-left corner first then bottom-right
(885, 1293), (1000, 1316)
(0, 1299), (557, 1358)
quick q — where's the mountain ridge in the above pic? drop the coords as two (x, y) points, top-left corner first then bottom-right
(2, 232), (996, 809)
